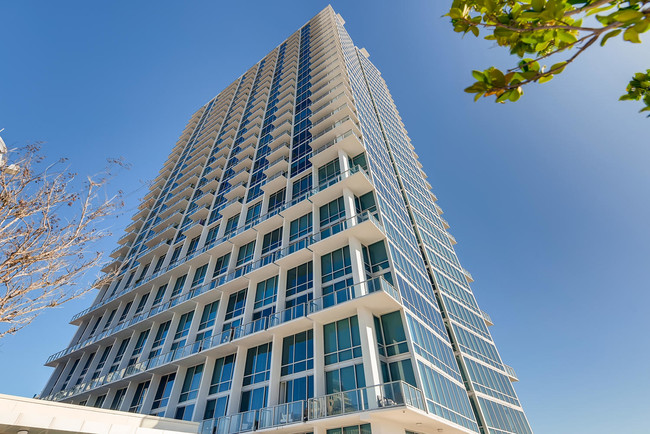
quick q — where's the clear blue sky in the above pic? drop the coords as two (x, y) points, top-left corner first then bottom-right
(1, 2), (648, 433)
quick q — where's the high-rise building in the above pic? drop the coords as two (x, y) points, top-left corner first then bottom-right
(41, 6), (532, 434)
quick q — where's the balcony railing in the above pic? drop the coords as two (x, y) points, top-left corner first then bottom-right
(46, 276), (400, 401)
(199, 381), (425, 434)
(70, 166), (371, 323)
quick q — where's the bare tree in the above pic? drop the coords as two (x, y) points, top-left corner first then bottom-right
(0, 141), (124, 339)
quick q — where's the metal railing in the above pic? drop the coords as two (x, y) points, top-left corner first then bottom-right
(199, 381), (424, 434)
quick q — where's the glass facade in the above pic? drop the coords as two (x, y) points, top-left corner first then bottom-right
(41, 6), (531, 434)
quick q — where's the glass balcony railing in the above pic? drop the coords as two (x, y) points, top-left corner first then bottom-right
(199, 381), (425, 434)
(47, 276), (400, 400)
(70, 166), (371, 324)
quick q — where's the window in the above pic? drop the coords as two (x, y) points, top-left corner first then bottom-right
(374, 311), (409, 357)
(124, 272), (136, 288)
(204, 396), (229, 420)
(91, 346), (112, 380)
(75, 353), (95, 386)
(172, 311), (194, 349)
(134, 293), (149, 315)
(60, 359), (79, 390)
(255, 277), (278, 313)
(321, 246), (352, 284)
(196, 301), (219, 343)
(223, 289), (246, 331)
(134, 263), (150, 285)
(102, 309), (117, 331)
(110, 388), (127, 410)
(169, 245), (183, 265)
(209, 354), (236, 394)
(240, 386), (268, 412)
(129, 381), (150, 412)
(243, 342), (272, 386)
(153, 255), (166, 273)
(261, 227), (282, 255)
(128, 329), (149, 366)
(187, 236), (200, 255)
(318, 158), (340, 185)
(148, 321), (171, 358)
(212, 253), (231, 277)
(292, 174), (312, 199)
(171, 274), (187, 298)
(279, 375), (313, 404)
(179, 364), (204, 402)
(206, 225), (220, 245)
(93, 394), (107, 408)
(286, 261), (313, 299)
(151, 373), (175, 410)
(224, 214), (240, 236)
(320, 197), (346, 227)
(246, 201), (262, 225)
(108, 338), (130, 373)
(268, 188), (285, 213)
(380, 359), (416, 386)
(324, 316), (362, 365)
(348, 152), (368, 171)
(174, 405), (195, 421)
(327, 424), (372, 434)
(152, 285), (167, 306)
(118, 301), (132, 324)
(325, 364), (365, 394)
(289, 213), (312, 242)
(281, 330), (313, 376)
(236, 241), (256, 266)
(191, 264), (209, 288)
(363, 241), (390, 275)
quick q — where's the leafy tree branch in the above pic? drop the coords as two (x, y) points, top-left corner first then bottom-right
(449, 0), (650, 114)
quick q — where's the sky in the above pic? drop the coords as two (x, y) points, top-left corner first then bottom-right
(0, 1), (648, 433)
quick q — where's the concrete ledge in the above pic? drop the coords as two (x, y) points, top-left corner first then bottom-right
(0, 394), (198, 434)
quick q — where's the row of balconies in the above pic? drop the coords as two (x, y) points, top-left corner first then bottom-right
(199, 380), (424, 434)
(47, 274), (399, 400)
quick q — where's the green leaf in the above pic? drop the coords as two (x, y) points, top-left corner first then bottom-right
(472, 70), (485, 81)
(449, 8), (463, 19)
(495, 91), (510, 103)
(470, 26), (480, 37)
(557, 31), (578, 44)
(550, 61), (567, 74)
(612, 9), (644, 23)
(532, 0), (545, 12)
(600, 29), (622, 46)
(624, 28), (641, 43)
(538, 74), (554, 84)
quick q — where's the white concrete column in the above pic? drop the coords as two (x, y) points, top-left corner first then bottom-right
(348, 236), (367, 296)
(194, 356), (216, 420)
(357, 306), (383, 408)
(312, 322), (325, 397)
(227, 346), (249, 414)
(266, 333), (284, 406)
(139, 320), (159, 362)
(338, 148), (350, 174)
(312, 252), (323, 300)
(275, 267), (287, 312)
(164, 366), (186, 418)
(141, 373), (161, 414)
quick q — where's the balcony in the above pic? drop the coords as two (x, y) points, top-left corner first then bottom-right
(504, 364), (519, 382)
(261, 170), (288, 193)
(51, 274), (400, 401)
(262, 156), (289, 177)
(199, 381), (425, 434)
(266, 141), (290, 162)
(309, 130), (364, 168)
(461, 268), (474, 283)
(480, 309), (493, 327)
